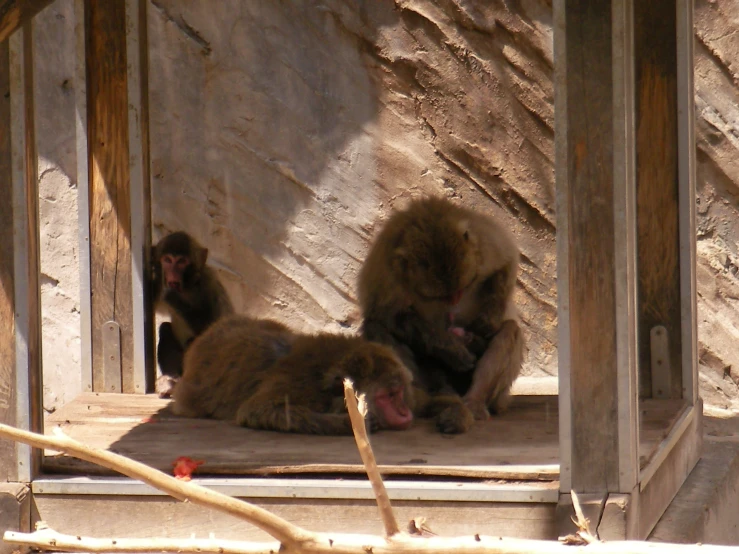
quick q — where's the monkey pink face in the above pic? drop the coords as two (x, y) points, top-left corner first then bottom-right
(374, 385), (413, 430)
(161, 254), (190, 292)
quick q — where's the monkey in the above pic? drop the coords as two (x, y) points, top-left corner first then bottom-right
(151, 231), (234, 398)
(357, 196), (526, 429)
(171, 315), (416, 435)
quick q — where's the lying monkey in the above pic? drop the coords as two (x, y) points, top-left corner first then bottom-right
(172, 316), (415, 435)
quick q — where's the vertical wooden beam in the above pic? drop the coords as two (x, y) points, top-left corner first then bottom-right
(634, 0), (683, 400)
(74, 0), (92, 392)
(85, 0), (150, 393)
(0, 0), (55, 43)
(0, 22), (42, 482)
(126, 0), (153, 393)
(0, 37), (17, 482)
(555, 0), (639, 496)
(676, 0), (698, 405)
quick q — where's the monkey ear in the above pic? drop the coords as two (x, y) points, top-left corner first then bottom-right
(195, 247), (209, 267)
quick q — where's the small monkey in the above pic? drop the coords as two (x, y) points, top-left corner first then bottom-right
(172, 315), (415, 435)
(152, 231), (234, 398)
(358, 196), (525, 427)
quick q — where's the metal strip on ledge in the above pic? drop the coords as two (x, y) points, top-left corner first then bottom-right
(32, 476), (559, 503)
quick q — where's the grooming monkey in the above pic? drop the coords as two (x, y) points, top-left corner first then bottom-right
(172, 315), (415, 435)
(357, 196), (525, 428)
(152, 231), (234, 398)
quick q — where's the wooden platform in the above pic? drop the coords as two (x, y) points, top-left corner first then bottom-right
(42, 393), (686, 482)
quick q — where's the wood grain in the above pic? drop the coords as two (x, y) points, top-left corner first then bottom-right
(563, 0), (620, 492)
(85, 0), (135, 392)
(33, 494), (558, 541)
(634, 0), (682, 399)
(43, 393), (682, 481)
(0, 0), (54, 43)
(0, 39), (17, 482)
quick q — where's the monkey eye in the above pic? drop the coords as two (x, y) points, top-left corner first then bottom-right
(176, 257), (190, 268)
(162, 254), (174, 264)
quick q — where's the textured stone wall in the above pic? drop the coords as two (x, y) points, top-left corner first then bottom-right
(34, 0), (739, 411)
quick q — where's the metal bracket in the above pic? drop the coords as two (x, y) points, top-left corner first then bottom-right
(102, 320), (122, 393)
(650, 325), (671, 399)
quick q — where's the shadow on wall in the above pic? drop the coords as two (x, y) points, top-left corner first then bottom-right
(148, 1), (391, 331)
(147, 0), (559, 378)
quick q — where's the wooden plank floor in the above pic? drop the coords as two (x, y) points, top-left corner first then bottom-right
(43, 393), (684, 481)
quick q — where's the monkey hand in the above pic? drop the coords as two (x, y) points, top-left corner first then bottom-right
(434, 335), (477, 373)
(436, 403), (474, 434)
(365, 412), (381, 434)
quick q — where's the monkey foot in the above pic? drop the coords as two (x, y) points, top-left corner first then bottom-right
(463, 398), (491, 421)
(156, 375), (179, 399)
(436, 403), (474, 434)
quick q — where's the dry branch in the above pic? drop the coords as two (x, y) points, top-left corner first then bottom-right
(6, 525), (739, 554)
(343, 378), (400, 537)
(0, 423), (308, 548)
(2, 384), (739, 554)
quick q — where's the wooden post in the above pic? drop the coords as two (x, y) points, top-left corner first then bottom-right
(0, 0), (55, 43)
(84, 0), (151, 393)
(0, 21), (42, 482)
(634, 0), (683, 400)
(555, 0), (639, 498)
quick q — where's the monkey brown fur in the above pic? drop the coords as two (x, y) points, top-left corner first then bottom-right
(152, 231), (234, 398)
(357, 196), (525, 429)
(172, 315), (415, 435)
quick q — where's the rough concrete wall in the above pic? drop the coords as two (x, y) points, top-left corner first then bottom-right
(147, 0), (557, 377)
(35, 0), (81, 413)
(693, 0), (739, 410)
(35, 0), (739, 409)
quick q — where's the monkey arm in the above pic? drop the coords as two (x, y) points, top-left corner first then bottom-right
(163, 289), (216, 335)
(413, 386), (474, 434)
(467, 262), (517, 339)
(392, 309), (477, 372)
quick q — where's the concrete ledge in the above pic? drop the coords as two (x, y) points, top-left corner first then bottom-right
(650, 437), (739, 544)
(0, 482), (30, 554)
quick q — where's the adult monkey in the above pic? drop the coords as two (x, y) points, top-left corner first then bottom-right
(151, 231), (234, 397)
(357, 196), (525, 431)
(173, 315), (415, 435)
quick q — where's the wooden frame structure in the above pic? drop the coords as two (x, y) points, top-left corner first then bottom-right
(0, 0), (701, 543)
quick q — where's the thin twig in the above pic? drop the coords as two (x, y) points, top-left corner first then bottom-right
(343, 378), (401, 537)
(7, 524), (739, 554)
(0, 423), (308, 548)
(568, 491), (598, 545)
(3, 527), (277, 554)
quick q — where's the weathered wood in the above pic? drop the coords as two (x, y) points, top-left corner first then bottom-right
(598, 494), (633, 541)
(556, 0), (639, 493)
(0, 483), (30, 554)
(676, 0), (698, 405)
(125, 0), (152, 393)
(33, 495), (558, 541)
(637, 400), (703, 540)
(42, 393), (680, 480)
(552, 0), (572, 494)
(0, 22), (42, 481)
(74, 0), (92, 392)
(0, 35), (16, 482)
(0, 0), (54, 43)
(634, 0), (682, 399)
(85, 0), (135, 392)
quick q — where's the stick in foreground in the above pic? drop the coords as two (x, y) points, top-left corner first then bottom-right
(343, 378), (400, 537)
